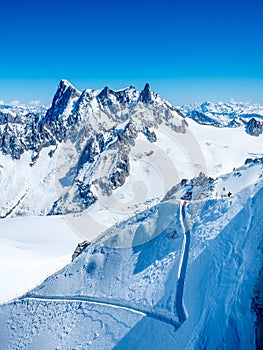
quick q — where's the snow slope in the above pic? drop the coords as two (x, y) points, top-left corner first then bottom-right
(186, 118), (263, 178)
(0, 163), (262, 349)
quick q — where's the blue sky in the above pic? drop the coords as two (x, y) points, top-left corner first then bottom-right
(0, 0), (262, 105)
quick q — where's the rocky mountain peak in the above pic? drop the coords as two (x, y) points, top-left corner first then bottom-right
(44, 80), (81, 121)
(246, 118), (263, 136)
(139, 83), (152, 103)
(97, 86), (111, 100)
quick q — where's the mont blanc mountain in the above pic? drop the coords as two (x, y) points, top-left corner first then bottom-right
(0, 81), (262, 349)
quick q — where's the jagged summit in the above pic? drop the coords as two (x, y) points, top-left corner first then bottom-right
(139, 83), (152, 103)
(87, 83), (154, 106)
(96, 86), (113, 101)
(0, 79), (189, 214)
(55, 79), (80, 98)
(44, 80), (81, 121)
(44, 81), (162, 110)
(60, 79), (73, 87)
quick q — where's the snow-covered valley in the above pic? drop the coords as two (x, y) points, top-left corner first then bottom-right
(0, 82), (262, 349)
(0, 216), (80, 304)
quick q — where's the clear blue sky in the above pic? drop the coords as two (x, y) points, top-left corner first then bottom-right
(0, 0), (262, 105)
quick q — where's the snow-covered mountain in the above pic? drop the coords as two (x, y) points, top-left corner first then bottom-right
(0, 82), (263, 349)
(0, 103), (47, 159)
(180, 101), (263, 135)
(1, 81), (262, 224)
(0, 80), (190, 221)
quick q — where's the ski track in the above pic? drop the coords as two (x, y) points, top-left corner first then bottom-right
(19, 294), (180, 328)
(176, 203), (190, 322)
(9, 203), (191, 334)
(0, 205), (194, 350)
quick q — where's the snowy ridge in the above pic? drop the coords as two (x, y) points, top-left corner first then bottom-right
(0, 163), (262, 348)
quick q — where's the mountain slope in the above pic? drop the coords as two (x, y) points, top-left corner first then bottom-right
(0, 168), (262, 349)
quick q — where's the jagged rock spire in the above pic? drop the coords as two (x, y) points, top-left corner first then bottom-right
(97, 86), (111, 100)
(139, 83), (152, 103)
(45, 80), (81, 120)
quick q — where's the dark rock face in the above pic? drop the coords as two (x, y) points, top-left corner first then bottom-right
(246, 118), (263, 136)
(109, 154), (130, 190)
(74, 182), (96, 209)
(44, 80), (81, 122)
(163, 172), (215, 202)
(139, 83), (152, 103)
(188, 111), (221, 126)
(245, 157), (263, 165)
(97, 86), (111, 101)
(78, 137), (100, 171)
(142, 126), (157, 142)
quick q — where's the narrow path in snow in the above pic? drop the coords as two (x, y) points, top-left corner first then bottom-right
(20, 294), (180, 328)
(176, 202), (190, 323)
(14, 202), (191, 330)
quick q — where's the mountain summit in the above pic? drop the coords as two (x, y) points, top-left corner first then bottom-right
(139, 83), (152, 103)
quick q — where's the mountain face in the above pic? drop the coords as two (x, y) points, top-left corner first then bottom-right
(180, 101), (263, 135)
(0, 82), (263, 221)
(0, 104), (47, 160)
(0, 80), (189, 218)
(246, 118), (263, 136)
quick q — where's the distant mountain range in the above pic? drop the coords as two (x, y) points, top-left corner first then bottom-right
(180, 100), (263, 134)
